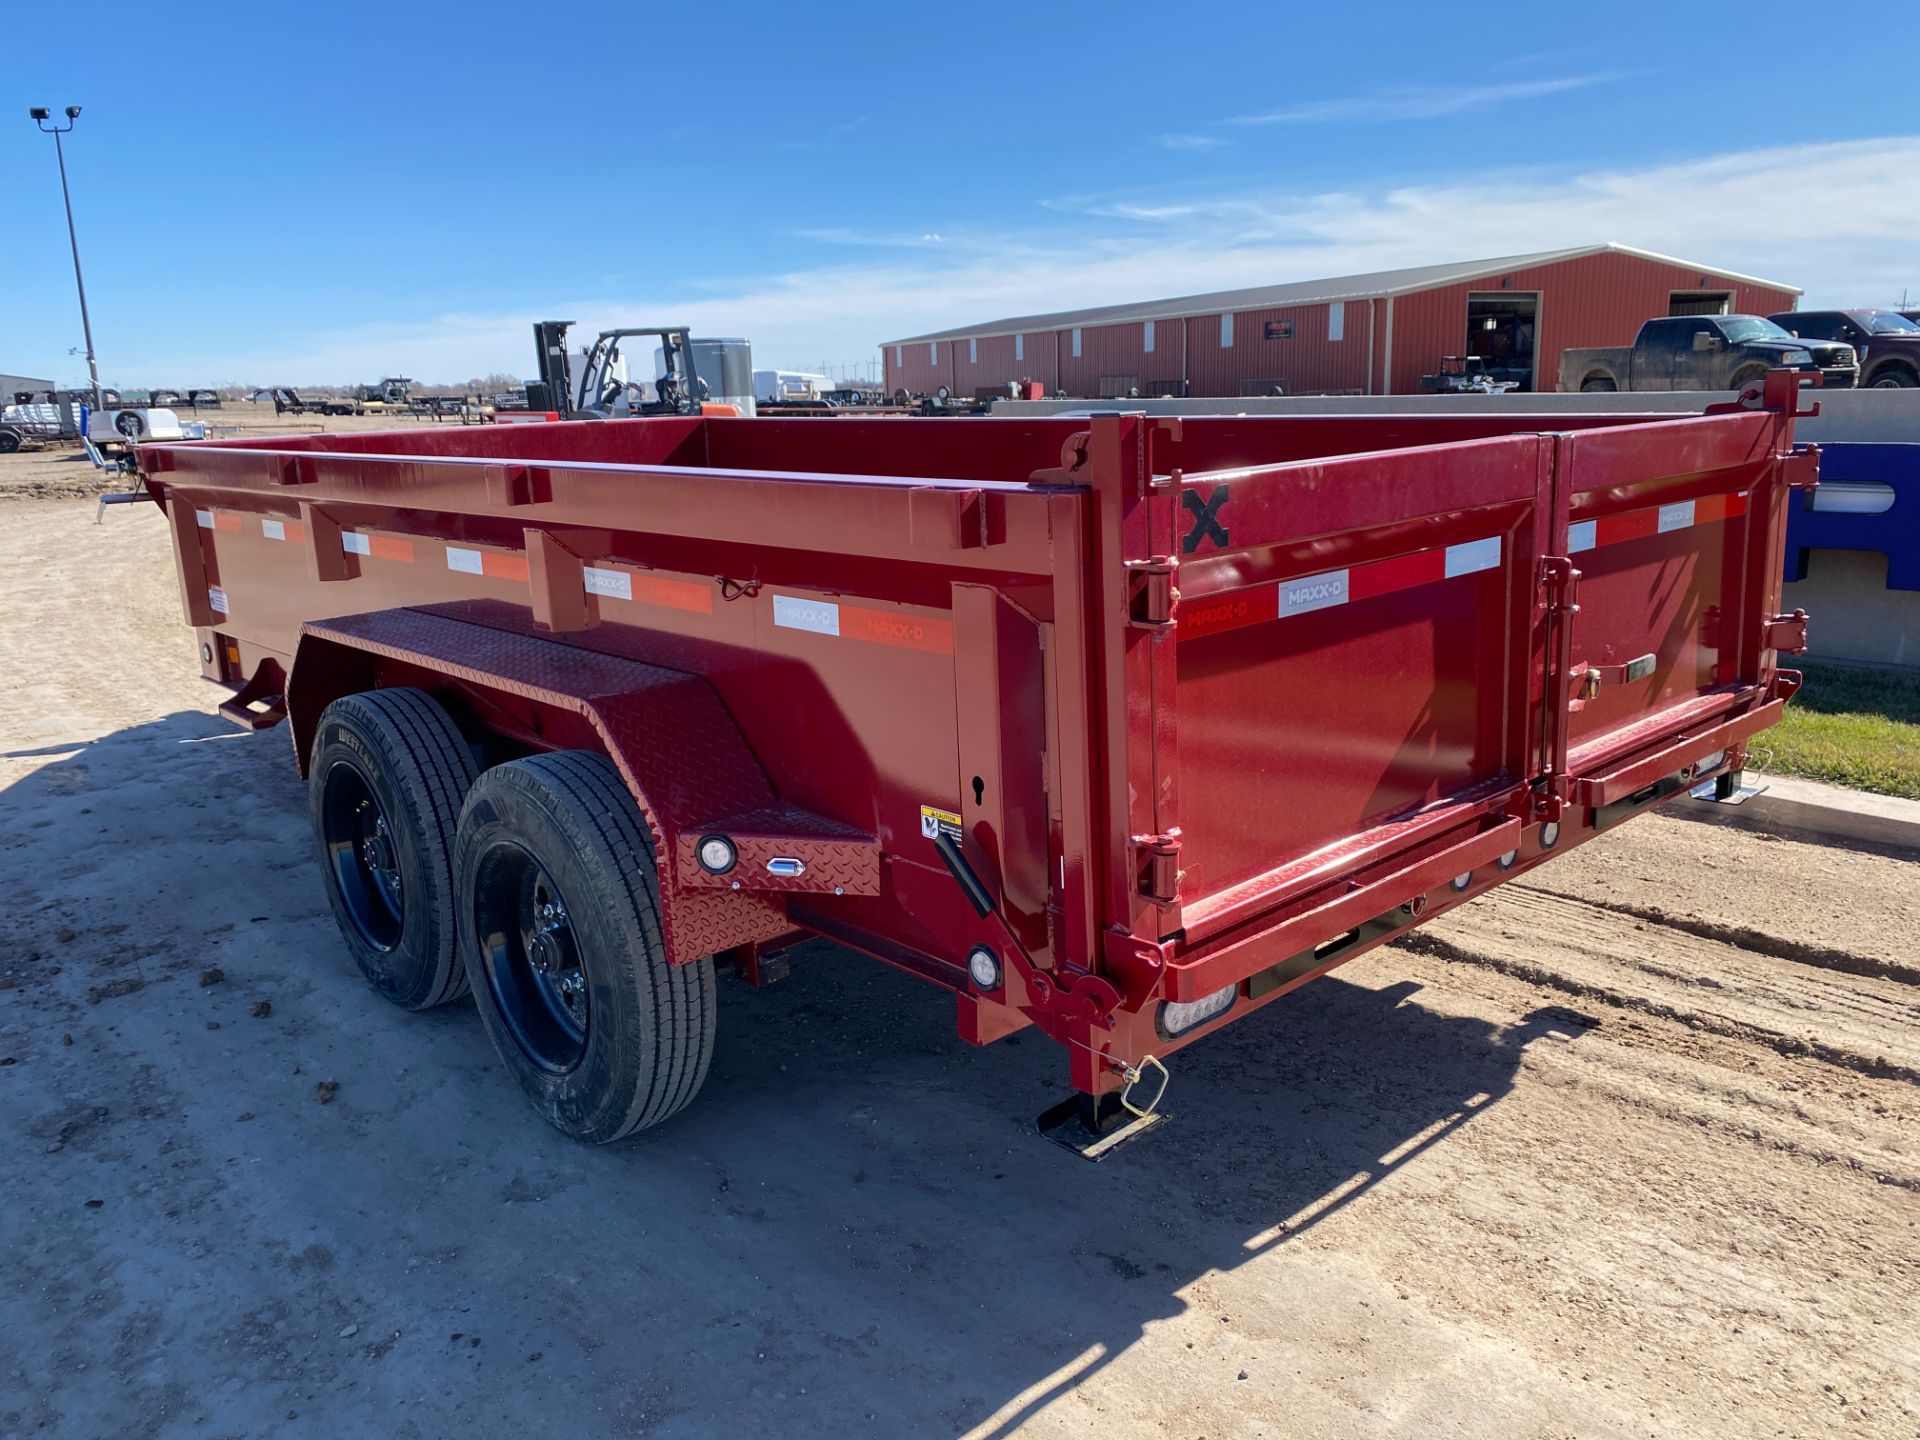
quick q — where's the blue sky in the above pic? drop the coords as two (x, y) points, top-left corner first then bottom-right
(7, 3), (1918, 388)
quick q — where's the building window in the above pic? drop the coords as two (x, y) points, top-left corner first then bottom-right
(1144, 320), (1156, 354)
(929, 343), (938, 364)
(1071, 328), (1082, 358)
(969, 338), (977, 364)
(1015, 334), (1024, 362)
(1328, 302), (1344, 342)
(894, 346), (903, 366)
(1220, 314), (1234, 347)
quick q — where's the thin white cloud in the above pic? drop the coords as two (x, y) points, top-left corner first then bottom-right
(1158, 133), (1226, 152)
(108, 137), (1920, 383)
(794, 227), (947, 248)
(1228, 74), (1617, 125)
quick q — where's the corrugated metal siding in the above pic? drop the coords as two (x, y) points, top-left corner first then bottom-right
(885, 340), (953, 396)
(1185, 301), (1368, 397)
(949, 333), (1020, 397)
(1388, 253), (1801, 394)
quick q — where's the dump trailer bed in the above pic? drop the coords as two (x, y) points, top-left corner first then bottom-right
(136, 374), (1816, 1144)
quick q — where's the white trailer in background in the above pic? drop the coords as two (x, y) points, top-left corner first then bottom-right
(753, 369), (832, 404)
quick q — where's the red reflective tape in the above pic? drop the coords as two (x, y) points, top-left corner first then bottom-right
(1594, 508), (1658, 547)
(630, 574), (713, 614)
(480, 552), (530, 583)
(840, 604), (953, 654)
(1348, 547), (1445, 603)
(213, 511), (243, 533)
(369, 536), (415, 562)
(1179, 586), (1278, 640)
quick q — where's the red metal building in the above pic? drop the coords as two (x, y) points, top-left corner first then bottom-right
(880, 243), (1801, 398)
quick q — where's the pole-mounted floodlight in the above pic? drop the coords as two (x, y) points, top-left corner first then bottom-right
(29, 105), (102, 410)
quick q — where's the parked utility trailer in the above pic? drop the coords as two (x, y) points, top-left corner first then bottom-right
(134, 372), (1817, 1146)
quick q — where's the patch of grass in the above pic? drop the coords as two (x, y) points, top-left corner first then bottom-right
(1747, 660), (1920, 800)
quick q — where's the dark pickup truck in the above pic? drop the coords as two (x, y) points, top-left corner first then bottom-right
(1769, 308), (1920, 389)
(1559, 314), (1857, 393)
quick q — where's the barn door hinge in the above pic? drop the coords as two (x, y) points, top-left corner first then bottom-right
(1762, 609), (1809, 654)
(1780, 444), (1821, 491)
(1125, 557), (1177, 632)
(1132, 829), (1183, 905)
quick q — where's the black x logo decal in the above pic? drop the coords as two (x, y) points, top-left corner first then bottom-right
(1181, 485), (1230, 553)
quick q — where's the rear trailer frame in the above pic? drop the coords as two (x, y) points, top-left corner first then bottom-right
(137, 373), (1815, 1133)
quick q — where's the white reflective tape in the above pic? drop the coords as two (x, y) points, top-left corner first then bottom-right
(208, 586), (228, 614)
(1278, 569), (1349, 616)
(773, 594), (840, 636)
(1568, 520), (1597, 553)
(1657, 500), (1696, 533)
(261, 519), (286, 542)
(445, 546), (483, 575)
(195, 509), (213, 529)
(583, 566), (631, 600)
(342, 531), (371, 555)
(1444, 535), (1502, 578)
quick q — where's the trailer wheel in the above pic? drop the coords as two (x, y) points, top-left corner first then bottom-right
(0, 428), (20, 454)
(1580, 377), (1617, 392)
(455, 752), (715, 1143)
(309, 688), (479, 1010)
(115, 410), (146, 438)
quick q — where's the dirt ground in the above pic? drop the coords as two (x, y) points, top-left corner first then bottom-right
(1, 474), (1915, 1439)
(0, 400), (462, 500)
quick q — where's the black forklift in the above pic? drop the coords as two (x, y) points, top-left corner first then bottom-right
(526, 321), (753, 418)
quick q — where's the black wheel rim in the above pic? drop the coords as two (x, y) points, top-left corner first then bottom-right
(472, 842), (590, 1074)
(321, 758), (405, 951)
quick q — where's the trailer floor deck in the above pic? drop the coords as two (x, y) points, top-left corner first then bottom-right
(1, 488), (1915, 1439)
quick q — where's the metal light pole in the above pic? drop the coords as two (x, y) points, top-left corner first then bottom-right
(29, 106), (103, 409)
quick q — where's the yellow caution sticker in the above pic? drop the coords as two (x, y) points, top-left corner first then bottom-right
(919, 804), (962, 841)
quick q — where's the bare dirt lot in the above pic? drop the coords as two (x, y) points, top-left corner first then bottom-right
(0, 400), (463, 500)
(1, 476), (1916, 1439)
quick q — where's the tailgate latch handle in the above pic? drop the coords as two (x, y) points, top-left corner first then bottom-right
(1573, 652), (1657, 702)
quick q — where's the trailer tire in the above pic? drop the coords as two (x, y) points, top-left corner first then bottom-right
(309, 688), (479, 1011)
(1580, 377), (1617, 392)
(455, 752), (715, 1144)
(0, 429), (21, 455)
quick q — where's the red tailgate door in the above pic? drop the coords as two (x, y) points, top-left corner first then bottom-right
(1545, 403), (1805, 812)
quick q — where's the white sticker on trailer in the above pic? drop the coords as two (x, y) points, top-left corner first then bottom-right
(195, 509), (214, 529)
(208, 586), (228, 614)
(1568, 520), (1597, 553)
(773, 595), (840, 636)
(1278, 569), (1349, 616)
(445, 546), (484, 575)
(583, 566), (632, 600)
(261, 518), (286, 541)
(1657, 500), (1697, 533)
(342, 531), (371, 555)
(1444, 536), (1502, 577)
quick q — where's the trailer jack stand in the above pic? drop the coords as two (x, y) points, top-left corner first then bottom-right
(1037, 1082), (1166, 1161)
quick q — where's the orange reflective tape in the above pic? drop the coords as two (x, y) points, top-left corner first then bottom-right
(369, 536), (415, 562)
(481, 552), (530, 583)
(629, 573), (714, 614)
(840, 604), (953, 654)
(214, 511), (244, 533)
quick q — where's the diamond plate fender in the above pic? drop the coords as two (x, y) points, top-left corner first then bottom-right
(286, 609), (878, 965)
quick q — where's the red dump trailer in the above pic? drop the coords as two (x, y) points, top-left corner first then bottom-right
(136, 374), (1816, 1147)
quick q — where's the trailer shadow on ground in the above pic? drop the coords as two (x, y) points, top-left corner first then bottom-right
(0, 710), (1586, 1438)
